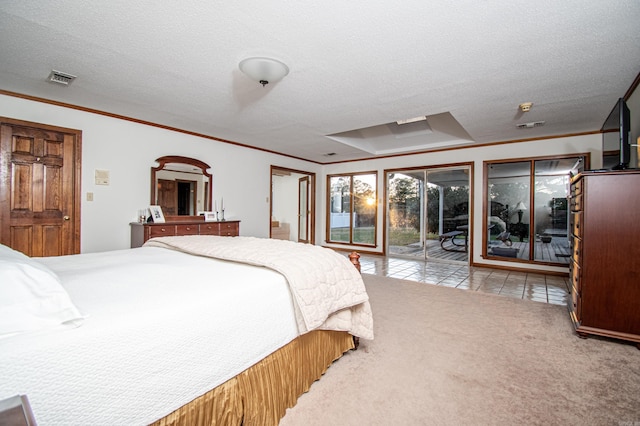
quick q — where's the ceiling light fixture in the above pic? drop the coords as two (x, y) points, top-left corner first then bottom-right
(239, 57), (289, 87)
(396, 116), (427, 125)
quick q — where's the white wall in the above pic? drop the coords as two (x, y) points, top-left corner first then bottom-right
(321, 133), (602, 273)
(0, 94), (321, 253)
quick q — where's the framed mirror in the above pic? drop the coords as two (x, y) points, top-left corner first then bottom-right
(151, 156), (212, 218)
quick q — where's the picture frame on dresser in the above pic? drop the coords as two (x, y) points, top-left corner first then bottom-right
(204, 212), (217, 222)
(148, 205), (165, 223)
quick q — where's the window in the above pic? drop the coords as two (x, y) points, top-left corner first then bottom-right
(327, 172), (377, 246)
(484, 155), (586, 264)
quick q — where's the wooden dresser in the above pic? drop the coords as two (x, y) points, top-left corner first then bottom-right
(130, 219), (240, 248)
(569, 170), (640, 346)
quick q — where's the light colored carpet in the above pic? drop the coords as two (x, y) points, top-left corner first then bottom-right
(280, 274), (640, 426)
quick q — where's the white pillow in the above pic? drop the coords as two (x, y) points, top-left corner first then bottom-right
(0, 244), (84, 338)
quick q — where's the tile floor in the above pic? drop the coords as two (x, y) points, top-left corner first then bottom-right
(357, 254), (570, 306)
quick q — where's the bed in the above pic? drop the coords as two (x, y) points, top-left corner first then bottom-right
(0, 236), (373, 425)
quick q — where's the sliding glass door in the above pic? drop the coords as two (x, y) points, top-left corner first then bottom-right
(387, 171), (424, 256)
(425, 168), (470, 260)
(532, 159), (578, 262)
(387, 166), (470, 262)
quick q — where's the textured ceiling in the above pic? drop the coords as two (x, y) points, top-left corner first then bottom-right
(1, 1), (639, 163)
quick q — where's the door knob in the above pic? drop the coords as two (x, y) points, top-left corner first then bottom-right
(63, 216), (70, 220)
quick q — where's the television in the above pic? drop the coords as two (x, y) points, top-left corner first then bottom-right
(601, 98), (631, 170)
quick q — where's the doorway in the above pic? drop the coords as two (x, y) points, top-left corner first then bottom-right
(270, 166), (315, 244)
(386, 165), (471, 262)
(0, 117), (82, 256)
(177, 180), (196, 215)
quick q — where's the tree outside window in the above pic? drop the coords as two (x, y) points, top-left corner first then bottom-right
(328, 173), (376, 245)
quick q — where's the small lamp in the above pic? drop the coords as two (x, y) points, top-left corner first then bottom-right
(239, 57), (289, 86)
(514, 201), (527, 224)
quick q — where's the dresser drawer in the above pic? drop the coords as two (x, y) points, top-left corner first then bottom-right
(571, 286), (582, 322)
(570, 193), (582, 212)
(218, 222), (239, 236)
(570, 260), (581, 293)
(571, 211), (582, 238)
(149, 225), (176, 238)
(571, 237), (581, 265)
(176, 224), (199, 235)
(571, 179), (583, 196)
(199, 223), (220, 235)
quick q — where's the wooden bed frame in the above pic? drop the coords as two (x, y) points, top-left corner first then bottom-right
(151, 251), (363, 426)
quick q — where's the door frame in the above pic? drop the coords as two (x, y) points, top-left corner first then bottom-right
(298, 175), (310, 243)
(270, 166), (315, 244)
(0, 117), (82, 254)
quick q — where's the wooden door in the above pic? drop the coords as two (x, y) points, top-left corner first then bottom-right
(157, 179), (177, 215)
(0, 118), (81, 256)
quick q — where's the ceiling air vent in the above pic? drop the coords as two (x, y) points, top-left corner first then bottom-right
(516, 121), (545, 129)
(48, 70), (77, 86)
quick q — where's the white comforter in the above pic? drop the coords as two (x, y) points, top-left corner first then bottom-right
(0, 239), (374, 425)
(144, 235), (374, 340)
(0, 247), (313, 425)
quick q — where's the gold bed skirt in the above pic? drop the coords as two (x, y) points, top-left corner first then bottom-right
(150, 330), (355, 426)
